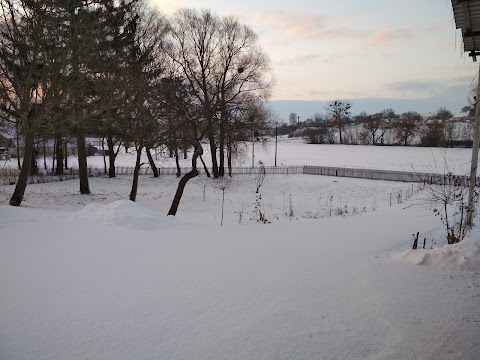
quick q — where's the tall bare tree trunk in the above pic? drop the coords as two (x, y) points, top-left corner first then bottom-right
(129, 144), (143, 201)
(168, 145), (203, 216)
(175, 146), (181, 177)
(102, 137), (107, 174)
(43, 139), (47, 170)
(64, 138), (68, 170)
(52, 138), (56, 173)
(207, 119), (219, 178)
(10, 131), (34, 206)
(107, 134), (116, 178)
(146, 146), (159, 177)
(15, 122), (21, 170)
(227, 137), (232, 177)
(55, 132), (63, 175)
(199, 155), (210, 178)
(219, 119), (225, 177)
(30, 147), (38, 175)
(76, 129), (90, 194)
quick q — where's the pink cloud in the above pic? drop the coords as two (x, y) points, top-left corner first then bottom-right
(274, 53), (322, 66)
(274, 53), (345, 66)
(253, 11), (327, 37)
(368, 28), (413, 45)
(252, 11), (413, 45)
(252, 11), (365, 42)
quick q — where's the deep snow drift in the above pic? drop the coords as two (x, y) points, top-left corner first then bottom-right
(395, 238), (480, 270)
(71, 200), (182, 231)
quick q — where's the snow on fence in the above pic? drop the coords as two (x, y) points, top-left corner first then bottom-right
(1, 165), (478, 186)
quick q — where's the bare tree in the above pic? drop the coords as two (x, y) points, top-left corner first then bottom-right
(326, 100), (351, 144)
(420, 107), (452, 147)
(255, 161), (266, 193)
(163, 8), (273, 178)
(126, 6), (167, 201)
(155, 72), (204, 216)
(212, 177), (234, 225)
(167, 121), (203, 216)
(438, 107), (454, 146)
(162, 9), (220, 177)
(289, 113), (298, 125)
(216, 15), (272, 176)
(362, 112), (384, 145)
(393, 111), (421, 146)
(379, 108), (397, 145)
(423, 171), (475, 244)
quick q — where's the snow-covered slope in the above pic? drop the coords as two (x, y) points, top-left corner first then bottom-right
(0, 194), (479, 359)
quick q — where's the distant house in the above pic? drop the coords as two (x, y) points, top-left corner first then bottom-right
(451, 112), (470, 122)
(420, 113), (435, 122)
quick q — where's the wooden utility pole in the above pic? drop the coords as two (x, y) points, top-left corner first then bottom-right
(467, 64), (480, 226)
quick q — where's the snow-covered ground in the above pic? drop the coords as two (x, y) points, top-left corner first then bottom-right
(0, 174), (421, 225)
(1, 143), (479, 359)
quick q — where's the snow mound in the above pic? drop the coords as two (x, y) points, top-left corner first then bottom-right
(71, 200), (181, 231)
(393, 239), (480, 270)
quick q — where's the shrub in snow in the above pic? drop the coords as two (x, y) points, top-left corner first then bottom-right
(328, 195), (333, 217)
(235, 202), (246, 224)
(254, 194), (270, 224)
(288, 194), (294, 218)
(212, 177), (234, 226)
(255, 161), (266, 193)
(425, 173), (476, 244)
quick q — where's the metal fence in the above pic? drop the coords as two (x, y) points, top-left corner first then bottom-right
(0, 167), (103, 186)
(303, 165), (479, 186)
(1, 164), (478, 186)
(114, 165), (305, 176)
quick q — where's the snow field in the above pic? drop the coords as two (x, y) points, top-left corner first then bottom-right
(0, 173), (422, 225)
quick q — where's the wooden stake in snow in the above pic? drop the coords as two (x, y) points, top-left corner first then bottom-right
(412, 232), (419, 250)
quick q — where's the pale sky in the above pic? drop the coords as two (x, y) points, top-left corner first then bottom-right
(150, 0), (478, 110)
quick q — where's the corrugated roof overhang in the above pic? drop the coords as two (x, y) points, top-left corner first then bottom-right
(452, 0), (480, 60)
